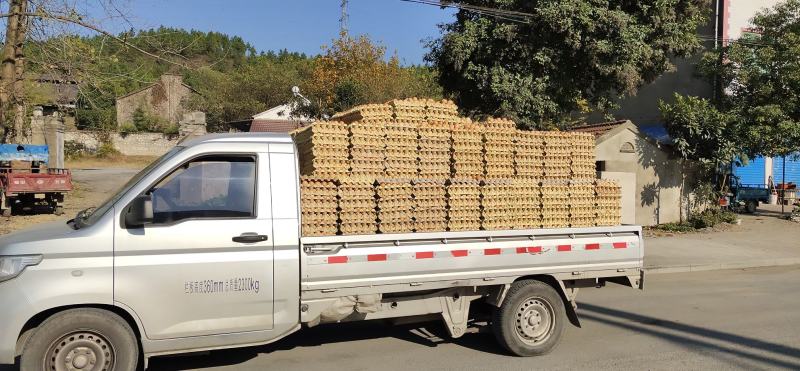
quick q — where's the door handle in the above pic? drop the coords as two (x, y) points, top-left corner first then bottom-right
(232, 233), (269, 243)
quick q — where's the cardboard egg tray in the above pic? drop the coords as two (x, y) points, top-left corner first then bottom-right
(300, 177), (339, 211)
(376, 179), (414, 232)
(425, 99), (459, 119)
(483, 117), (517, 131)
(414, 219), (448, 233)
(339, 221), (378, 235)
(594, 179), (622, 226)
(333, 104), (394, 124)
(301, 222), (339, 237)
(379, 221), (415, 234)
(389, 98), (427, 121)
(446, 179), (482, 231)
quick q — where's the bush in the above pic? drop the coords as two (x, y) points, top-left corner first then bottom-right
(654, 222), (696, 233)
(688, 208), (738, 229)
(64, 140), (91, 160)
(95, 142), (120, 158)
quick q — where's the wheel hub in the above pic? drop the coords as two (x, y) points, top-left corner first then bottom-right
(46, 331), (114, 371)
(515, 297), (554, 344)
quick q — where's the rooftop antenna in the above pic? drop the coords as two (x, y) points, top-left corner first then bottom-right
(340, 0), (349, 35)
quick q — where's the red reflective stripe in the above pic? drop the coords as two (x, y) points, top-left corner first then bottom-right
(451, 250), (468, 257)
(516, 247), (528, 254)
(613, 242), (628, 249)
(327, 256), (348, 264)
(416, 251), (434, 259)
(585, 243), (600, 250)
(557, 245), (572, 252)
(527, 246), (542, 253)
(484, 248), (501, 255)
(368, 254), (387, 262)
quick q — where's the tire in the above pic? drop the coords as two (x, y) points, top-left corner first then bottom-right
(20, 308), (139, 371)
(745, 201), (757, 214)
(1, 208), (10, 217)
(492, 280), (566, 356)
(54, 206), (64, 216)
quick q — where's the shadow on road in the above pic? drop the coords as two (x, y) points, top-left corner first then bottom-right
(579, 303), (800, 369)
(147, 320), (503, 370)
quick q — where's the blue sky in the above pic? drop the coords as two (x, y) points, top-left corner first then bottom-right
(109, 0), (456, 65)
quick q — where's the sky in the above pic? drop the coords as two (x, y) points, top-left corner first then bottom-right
(104, 0), (456, 65)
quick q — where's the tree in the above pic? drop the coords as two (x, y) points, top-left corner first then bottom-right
(303, 33), (442, 118)
(0, 3), (197, 143)
(698, 0), (800, 158)
(427, 0), (710, 129)
(659, 94), (738, 168)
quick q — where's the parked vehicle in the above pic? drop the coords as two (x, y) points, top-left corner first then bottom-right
(0, 144), (72, 217)
(0, 133), (644, 370)
(726, 174), (770, 213)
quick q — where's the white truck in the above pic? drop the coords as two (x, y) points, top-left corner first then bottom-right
(0, 133), (643, 370)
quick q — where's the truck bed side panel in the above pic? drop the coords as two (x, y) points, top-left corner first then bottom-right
(300, 226), (643, 292)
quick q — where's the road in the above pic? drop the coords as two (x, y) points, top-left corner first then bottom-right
(143, 266), (800, 371)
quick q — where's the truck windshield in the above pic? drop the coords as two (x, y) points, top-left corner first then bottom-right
(74, 147), (185, 229)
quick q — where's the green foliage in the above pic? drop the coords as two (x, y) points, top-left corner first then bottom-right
(427, 0), (710, 129)
(696, 0), (800, 158)
(653, 222), (696, 233)
(659, 94), (739, 167)
(688, 209), (738, 229)
(64, 140), (92, 160)
(95, 142), (120, 158)
(76, 108), (117, 131)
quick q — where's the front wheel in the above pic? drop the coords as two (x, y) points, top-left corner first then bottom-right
(20, 308), (139, 371)
(492, 280), (566, 356)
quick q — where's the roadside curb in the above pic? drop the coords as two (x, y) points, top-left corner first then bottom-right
(645, 258), (800, 275)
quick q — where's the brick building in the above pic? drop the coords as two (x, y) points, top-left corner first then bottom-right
(115, 74), (196, 128)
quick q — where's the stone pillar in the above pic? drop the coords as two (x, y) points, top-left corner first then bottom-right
(29, 107), (47, 145)
(43, 115), (65, 168)
(179, 111), (207, 138)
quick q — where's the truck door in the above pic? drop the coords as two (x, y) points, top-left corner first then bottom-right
(113, 152), (275, 340)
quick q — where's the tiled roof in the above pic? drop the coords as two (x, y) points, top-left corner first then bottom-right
(570, 120), (629, 137)
(249, 119), (305, 133)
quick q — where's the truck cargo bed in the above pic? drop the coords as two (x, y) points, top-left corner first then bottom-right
(300, 225), (643, 298)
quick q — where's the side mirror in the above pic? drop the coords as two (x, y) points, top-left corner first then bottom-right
(125, 194), (153, 228)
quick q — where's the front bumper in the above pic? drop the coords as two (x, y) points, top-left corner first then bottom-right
(0, 278), (34, 365)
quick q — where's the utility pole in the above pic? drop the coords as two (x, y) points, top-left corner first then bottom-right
(340, 0), (349, 36)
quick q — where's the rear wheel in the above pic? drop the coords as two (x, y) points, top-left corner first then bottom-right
(20, 308), (139, 371)
(492, 280), (565, 356)
(745, 200), (757, 213)
(1, 208), (10, 217)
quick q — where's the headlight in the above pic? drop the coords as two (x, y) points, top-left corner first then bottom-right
(0, 255), (43, 283)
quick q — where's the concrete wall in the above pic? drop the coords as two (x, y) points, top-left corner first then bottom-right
(595, 128), (693, 226)
(64, 131), (178, 157)
(725, 0), (785, 40)
(116, 74), (193, 128)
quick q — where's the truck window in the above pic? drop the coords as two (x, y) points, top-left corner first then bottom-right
(150, 155), (256, 224)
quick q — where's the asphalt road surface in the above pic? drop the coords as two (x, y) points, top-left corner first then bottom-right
(142, 266), (800, 371)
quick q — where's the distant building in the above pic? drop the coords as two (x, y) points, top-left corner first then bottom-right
(248, 103), (314, 132)
(115, 74), (196, 128)
(30, 73), (79, 129)
(572, 120), (699, 226)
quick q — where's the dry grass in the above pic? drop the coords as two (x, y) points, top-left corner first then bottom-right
(66, 155), (156, 170)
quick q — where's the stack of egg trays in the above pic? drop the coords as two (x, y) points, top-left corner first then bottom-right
(425, 99), (460, 126)
(595, 179), (622, 226)
(338, 177), (378, 235)
(412, 179), (448, 232)
(384, 119), (419, 178)
(446, 178), (482, 231)
(480, 179), (517, 230)
(540, 180), (570, 228)
(349, 119), (387, 178)
(513, 130), (545, 180)
(483, 126), (515, 179)
(389, 98), (427, 122)
(542, 131), (572, 181)
(570, 132), (596, 180)
(568, 181), (596, 228)
(333, 103), (393, 124)
(483, 117), (517, 130)
(376, 178), (415, 234)
(451, 121), (484, 179)
(299, 177), (339, 236)
(292, 121), (349, 177)
(418, 123), (452, 179)
(514, 179), (542, 229)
